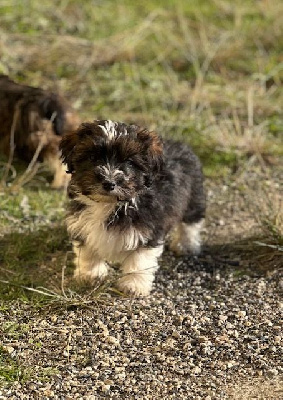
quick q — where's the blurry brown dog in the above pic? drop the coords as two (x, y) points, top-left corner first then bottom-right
(0, 75), (80, 188)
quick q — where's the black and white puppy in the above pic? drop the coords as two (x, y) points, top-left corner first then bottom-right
(60, 120), (205, 296)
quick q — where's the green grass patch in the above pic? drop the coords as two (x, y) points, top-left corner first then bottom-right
(0, 346), (31, 386)
(0, 154), (67, 229)
(0, 345), (58, 387)
(0, 225), (70, 301)
(0, 188), (66, 227)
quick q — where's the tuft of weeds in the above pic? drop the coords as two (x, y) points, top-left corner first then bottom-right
(237, 180), (283, 273)
(251, 184), (283, 270)
(0, 222), (122, 305)
(247, 181), (282, 243)
(0, 155), (67, 233)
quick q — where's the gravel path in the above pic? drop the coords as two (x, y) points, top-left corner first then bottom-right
(1, 178), (282, 399)
(1, 253), (282, 399)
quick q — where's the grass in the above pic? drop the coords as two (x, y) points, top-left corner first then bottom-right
(0, 345), (58, 387)
(0, 345), (32, 385)
(0, 0), (282, 306)
(0, 225), (69, 301)
(242, 181), (283, 272)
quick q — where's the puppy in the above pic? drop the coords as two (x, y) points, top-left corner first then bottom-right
(60, 120), (206, 296)
(0, 75), (80, 188)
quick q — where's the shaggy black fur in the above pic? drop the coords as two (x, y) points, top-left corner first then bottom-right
(60, 120), (205, 248)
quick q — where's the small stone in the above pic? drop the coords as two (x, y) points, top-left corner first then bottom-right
(50, 315), (57, 323)
(172, 330), (181, 339)
(227, 361), (235, 368)
(106, 336), (120, 346)
(192, 366), (201, 374)
(267, 368), (278, 377)
(3, 346), (14, 354)
(274, 336), (281, 344)
(101, 384), (111, 392)
(237, 311), (246, 318)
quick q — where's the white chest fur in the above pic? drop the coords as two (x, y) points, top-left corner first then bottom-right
(66, 196), (148, 261)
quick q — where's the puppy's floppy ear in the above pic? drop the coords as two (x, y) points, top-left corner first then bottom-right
(136, 128), (164, 171)
(149, 131), (164, 171)
(59, 130), (78, 173)
(59, 122), (103, 173)
(135, 128), (163, 188)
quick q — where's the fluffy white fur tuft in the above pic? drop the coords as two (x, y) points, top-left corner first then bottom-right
(67, 195), (149, 261)
(68, 195), (160, 293)
(72, 241), (109, 281)
(169, 220), (204, 256)
(117, 245), (163, 296)
(98, 120), (128, 140)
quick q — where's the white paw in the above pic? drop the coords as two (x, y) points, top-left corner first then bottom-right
(169, 221), (203, 256)
(74, 262), (109, 282)
(169, 240), (201, 256)
(117, 273), (153, 296)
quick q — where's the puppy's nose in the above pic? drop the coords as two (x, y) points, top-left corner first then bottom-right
(102, 181), (116, 191)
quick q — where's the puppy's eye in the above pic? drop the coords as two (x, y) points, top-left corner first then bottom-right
(116, 176), (125, 185)
(89, 154), (96, 162)
(126, 159), (144, 171)
(126, 160), (136, 168)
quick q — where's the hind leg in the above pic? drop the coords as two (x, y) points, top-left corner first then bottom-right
(169, 177), (205, 256)
(169, 220), (204, 256)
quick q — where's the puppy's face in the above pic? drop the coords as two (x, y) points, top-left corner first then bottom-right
(60, 120), (163, 202)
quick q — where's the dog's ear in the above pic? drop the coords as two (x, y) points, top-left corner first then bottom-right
(135, 129), (163, 188)
(59, 130), (79, 173)
(59, 122), (103, 173)
(149, 131), (164, 171)
(136, 129), (164, 172)
(39, 93), (65, 136)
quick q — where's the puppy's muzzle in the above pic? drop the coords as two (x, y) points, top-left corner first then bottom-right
(102, 180), (116, 192)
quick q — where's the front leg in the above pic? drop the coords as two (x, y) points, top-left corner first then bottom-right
(72, 241), (109, 282)
(118, 245), (163, 296)
(44, 149), (70, 189)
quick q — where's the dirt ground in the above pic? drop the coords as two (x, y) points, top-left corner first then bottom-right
(0, 168), (282, 400)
